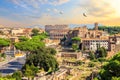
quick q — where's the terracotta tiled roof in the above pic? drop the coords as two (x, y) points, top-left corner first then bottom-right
(23, 28), (32, 33)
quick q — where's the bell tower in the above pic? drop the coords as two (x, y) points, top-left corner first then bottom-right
(94, 22), (98, 30)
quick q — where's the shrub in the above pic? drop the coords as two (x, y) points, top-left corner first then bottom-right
(88, 62), (95, 67)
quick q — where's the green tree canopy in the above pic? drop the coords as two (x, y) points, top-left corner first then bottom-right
(98, 26), (120, 35)
(22, 64), (39, 77)
(96, 47), (107, 58)
(31, 35), (45, 41)
(40, 32), (48, 38)
(19, 36), (29, 42)
(46, 47), (57, 55)
(31, 32), (48, 41)
(23, 49), (59, 72)
(12, 71), (22, 80)
(99, 52), (120, 80)
(0, 38), (10, 47)
(72, 37), (81, 41)
(32, 28), (40, 36)
(15, 34), (46, 51)
(0, 53), (6, 58)
(72, 43), (79, 51)
(89, 51), (95, 60)
(72, 37), (81, 46)
(15, 41), (45, 51)
(111, 77), (120, 80)
(0, 77), (15, 80)
(88, 62), (95, 67)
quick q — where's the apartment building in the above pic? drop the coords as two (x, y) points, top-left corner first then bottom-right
(80, 33), (120, 54)
(109, 34), (120, 53)
(11, 28), (24, 35)
(45, 25), (69, 41)
(0, 28), (10, 35)
(82, 38), (109, 52)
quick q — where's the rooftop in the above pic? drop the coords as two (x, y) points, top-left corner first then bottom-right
(81, 38), (109, 41)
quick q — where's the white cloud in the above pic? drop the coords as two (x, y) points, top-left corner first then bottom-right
(33, 13), (67, 25)
(78, 0), (116, 17)
(46, 8), (64, 15)
(53, 8), (59, 13)
(10, 0), (30, 9)
(49, 0), (70, 6)
(10, 0), (70, 9)
(47, 8), (50, 12)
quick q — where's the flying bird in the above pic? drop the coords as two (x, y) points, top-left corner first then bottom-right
(83, 13), (87, 17)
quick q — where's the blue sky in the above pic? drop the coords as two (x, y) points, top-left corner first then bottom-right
(0, 0), (120, 27)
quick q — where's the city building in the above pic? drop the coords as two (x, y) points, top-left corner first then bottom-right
(23, 28), (32, 35)
(81, 38), (109, 52)
(11, 28), (24, 35)
(67, 23), (108, 39)
(66, 22), (120, 56)
(109, 34), (120, 53)
(61, 22), (120, 58)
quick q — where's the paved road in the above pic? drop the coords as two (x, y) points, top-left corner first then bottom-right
(0, 56), (26, 76)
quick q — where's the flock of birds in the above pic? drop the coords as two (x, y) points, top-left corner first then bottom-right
(47, 9), (87, 17)
(59, 11), (87, 17)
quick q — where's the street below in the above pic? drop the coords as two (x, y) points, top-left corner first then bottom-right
(0, 56), (26, 76)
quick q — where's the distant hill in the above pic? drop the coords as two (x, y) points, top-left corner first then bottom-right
(98, 26), (120, 35)
(26, 23), (103, 29)
(27, 25), (45, 29)
(0, 25), (6, 28)
(69, 24), (103, 29)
